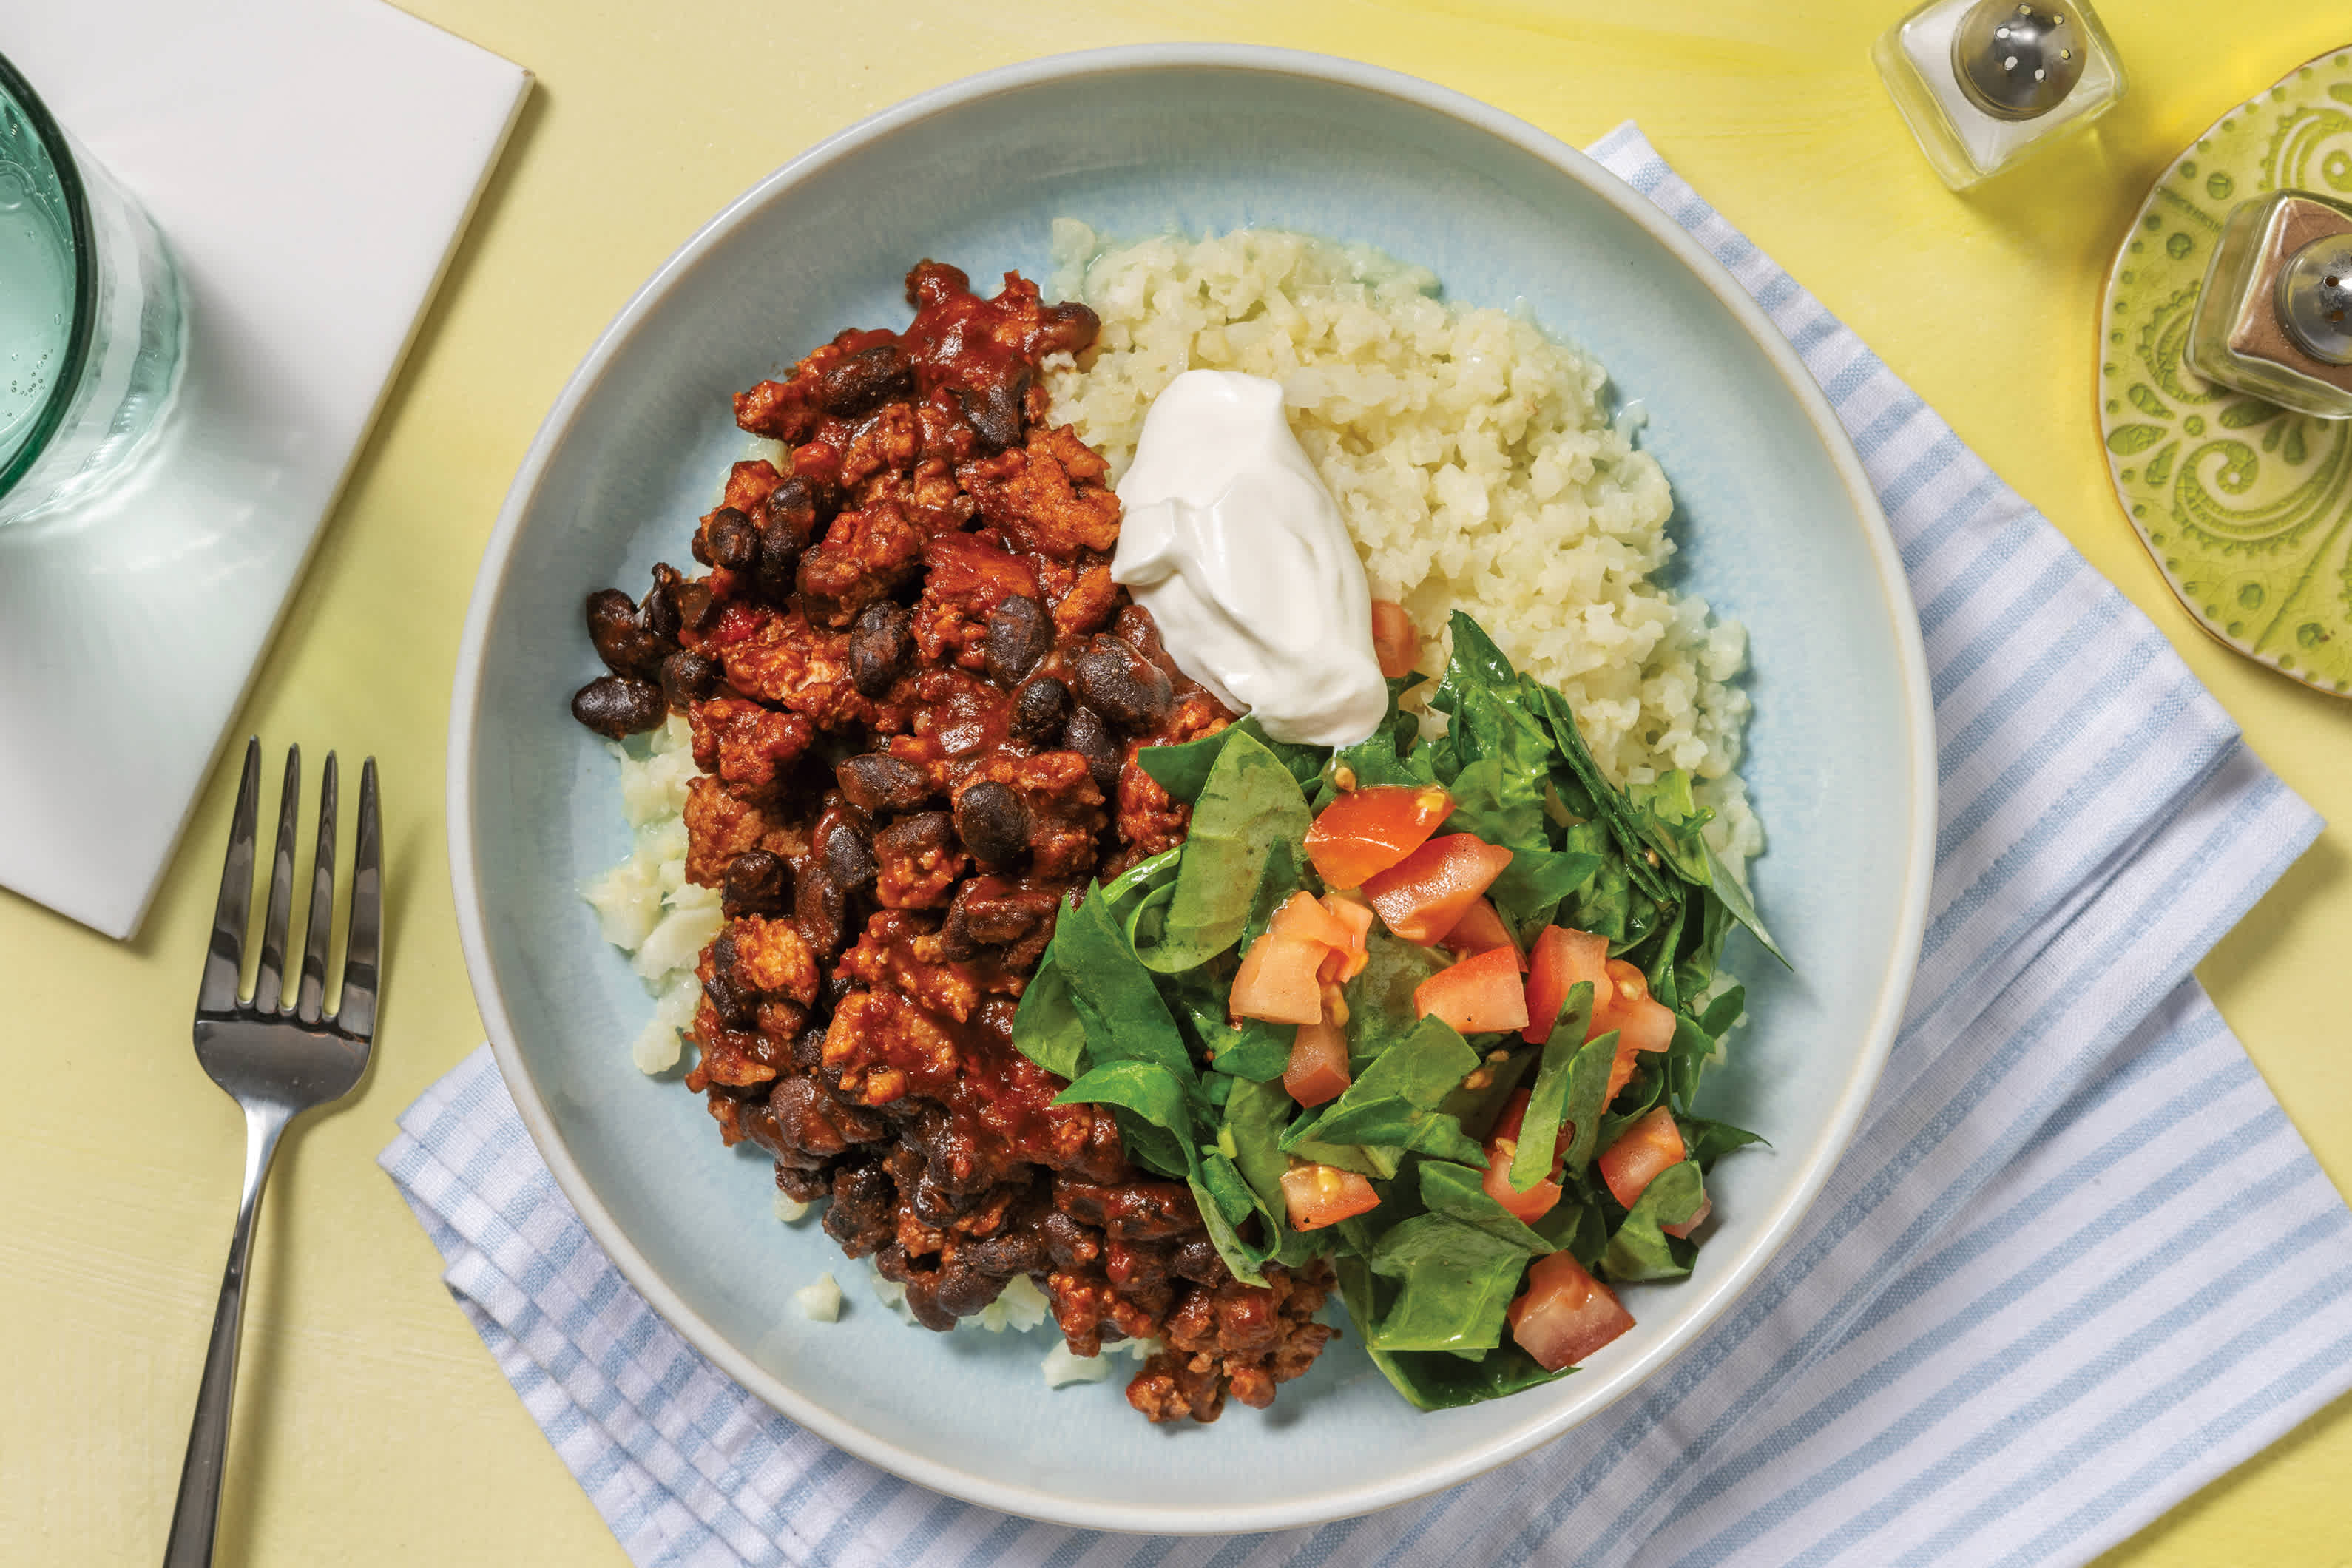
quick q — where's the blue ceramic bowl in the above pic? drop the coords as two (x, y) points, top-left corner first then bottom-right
(450, 46), (1934, 1533)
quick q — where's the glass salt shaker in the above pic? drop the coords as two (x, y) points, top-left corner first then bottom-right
(1872, 0), (2126, 190)
(2183, 192), (2352, 419)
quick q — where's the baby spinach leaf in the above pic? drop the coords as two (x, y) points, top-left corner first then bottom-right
(1154, 730), (1314, 968)
(1194, 1148), (1257, 1226)
(1334, 1257), (1572, 1410)
(1558, 1029), (1621, 1175)
(1285, 1016), (1480, 1152)
(1051, 1056), (1192, 1128)
(1681, 1115), (1768, 1169)
(1510, 982), (1595, 1192)
(1533, 1179), (1609, 1267)
(1287, 1137), (1402, 1180)
(1342, 927), (1450, 1071)
(1699, 983), (1747, 1043)
(1364, 1214), (1531, 1352)
(1098, 842), (1183, 910)
(1055, 886), (1195, 1084)
(1427, 611), (1519, 715)
(1139, 717), (1326, 805)
(1051, 1056), (1194, 1180)
(1703, 845), (1786, 965)
(1189, 1172), (1270, 1288)
(1008, 956), (1086, 1081)
(1314, 672), (1434, 806)
(1626, 771), (1713, 885)
(1209, 1018), (1295, 1081)
(1530, 680), (1675, 905)
(1663, 1011), (1713, 1111)
(1305, 1100), (1487, 1164)
(1221, 1076), (1296, 1217)
(1419, 1160), (1552, 1254)
(1601, 1160), (1704, 1282)
(1438, 1045), (1538, 1142)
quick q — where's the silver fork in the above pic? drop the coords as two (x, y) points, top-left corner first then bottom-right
(163, 740), (381, 1568)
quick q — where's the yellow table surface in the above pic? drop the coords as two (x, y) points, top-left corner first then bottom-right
(7, 1), (2350, 1562)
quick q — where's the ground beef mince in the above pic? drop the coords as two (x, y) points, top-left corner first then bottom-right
(570, 263), (1336, 1422)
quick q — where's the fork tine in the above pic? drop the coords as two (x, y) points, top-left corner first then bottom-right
(294, 752), (339, 1025)
(197, 740), (263, 1015)
(251, 746), (301, 1014)
(337, 757), (381, 1041)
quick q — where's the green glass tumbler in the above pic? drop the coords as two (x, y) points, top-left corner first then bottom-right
(0, 47), (186, 524)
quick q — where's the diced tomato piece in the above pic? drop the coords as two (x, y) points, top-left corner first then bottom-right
(1283, 1018), (1351, 1107)
(1663, 1194), (1711, 1240)
(1521, 926), (1611, 1044)
(1317, 894), (1373, 983)
(1439, 896), (1527, 970)
(1303, 785), (1456, 890)
(1363, 834), (1515, 944)
(1280, 1163), (1381, 1231)
(1268, 891), (1355, 951)
(1369, 598), (1420, 680)
(1230, 933), (1326, 1026)
(1508, 1251), (1635, 1371)
(1597, 1106), (1686, 1210)
(1590, 960), (1677, 1098)
(1481, 1088), (1566, 1223)
(1413, 946), (1530, 1035)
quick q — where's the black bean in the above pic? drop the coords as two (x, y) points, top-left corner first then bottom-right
(705, 506), (758, 571)
(776, 1163), (830, 1202)
(953, 781), (1031, 865)
(753, 518), (802, 601)
(848, 600), (911, 698)
(570, 675), (666, 737)
(1171, 1236), (1227, 1285)
(930, 1262), (1004, 1321)
(875, 809), (956, 870)
(899, 1270), (960, 1333)
(706, 933), (755, 1024)
(956, 372), (1027, 453)
(816, 342), (914, 418)
(659, 649), (720, 710)
(674, 578), (715, 633)
(721, 848), (792, 916)
(792, 1026), (828, 1071)
(1071, 633), (1172, 729)
(823, 1163), (895, 1251)
(1041, 1210), (1097, 1269)
(643, 568), (683, 640)
(1063, 703), (1122, 791)
(796, 868), (849, 953)
(585, 589), (664, 677)
(982, 593), (1051, 686)
(761, 474), (818, 535)
(820, 819), (877, 890)
(966, 1229), (1046, 1278)
(834, 753), (933, 814)
(1010, 676), (1072, 743)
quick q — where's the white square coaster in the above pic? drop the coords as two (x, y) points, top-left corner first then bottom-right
(0, 0), (528, 936)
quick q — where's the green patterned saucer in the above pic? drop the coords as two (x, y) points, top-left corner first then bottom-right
(2098, 47), (2352, 697)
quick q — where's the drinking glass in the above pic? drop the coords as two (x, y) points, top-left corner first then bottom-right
(0, 47), (186, 524)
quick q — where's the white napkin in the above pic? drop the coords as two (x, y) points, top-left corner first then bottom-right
(382, 126), (2352, 1567)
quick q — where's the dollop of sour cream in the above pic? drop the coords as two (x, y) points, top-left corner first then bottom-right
(1111, 371), (1387, 746)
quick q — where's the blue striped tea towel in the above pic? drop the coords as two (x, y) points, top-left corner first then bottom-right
(383, 125), (2352, 1567)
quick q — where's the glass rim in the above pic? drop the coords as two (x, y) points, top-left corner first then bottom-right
(0, 47), (98, 503)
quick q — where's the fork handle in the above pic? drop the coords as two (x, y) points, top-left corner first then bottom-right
(163, 1101), (294, 1568)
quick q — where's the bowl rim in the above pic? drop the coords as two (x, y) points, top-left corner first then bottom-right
(447, 41), (1937, 1535)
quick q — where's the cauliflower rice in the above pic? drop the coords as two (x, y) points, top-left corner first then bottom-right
(1044, 222), (1760, 871)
